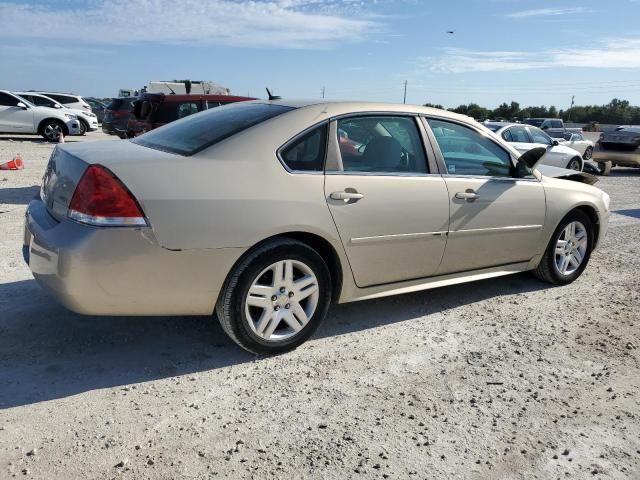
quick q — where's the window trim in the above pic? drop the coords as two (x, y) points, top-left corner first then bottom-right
(325, 113), (435, 176)
(421, 115), (537, 181)
(276, 120), (330, 175)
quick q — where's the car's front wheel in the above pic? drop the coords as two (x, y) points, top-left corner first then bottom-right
(77, 119), (87, 136)
(40, 120), (65, 142)
(566, 157), (582, 171)
(532, 210), (594, 285)
(216, 238), (332, 354)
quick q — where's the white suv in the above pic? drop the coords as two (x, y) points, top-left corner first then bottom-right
(16, 92), (99, 135)
(0, 90), (80, 141)
(32, 92), (92, 113)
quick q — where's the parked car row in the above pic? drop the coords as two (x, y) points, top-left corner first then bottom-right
(102, 92), (254, 139)
(0, 90), (82, 141)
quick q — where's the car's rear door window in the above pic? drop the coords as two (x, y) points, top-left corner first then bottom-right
(427, 118), (512, 177)
(335, 116), (428, 174)
(133, 102), (295, 156)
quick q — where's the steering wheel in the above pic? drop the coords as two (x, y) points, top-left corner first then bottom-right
(399, 148), (410, 169)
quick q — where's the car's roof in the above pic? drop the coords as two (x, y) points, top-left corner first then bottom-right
(139, 93), (255, 102)
(247, 99), (476, 123)
(32, 91), (82, 97)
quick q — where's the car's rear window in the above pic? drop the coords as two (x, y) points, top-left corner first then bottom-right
(107, 98), (134, 111)
(133, 102), (295, 156)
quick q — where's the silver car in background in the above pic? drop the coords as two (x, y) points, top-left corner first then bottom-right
(24, 100), (610, 354)
(484, 121), (586, 170)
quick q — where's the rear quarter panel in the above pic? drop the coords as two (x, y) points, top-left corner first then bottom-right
(97, 109), (346, 254)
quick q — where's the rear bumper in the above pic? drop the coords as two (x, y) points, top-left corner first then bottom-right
(593, 144), (640, 166)
(23, 198), (246, 316)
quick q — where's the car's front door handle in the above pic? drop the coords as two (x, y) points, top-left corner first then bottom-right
(330, 191), (364, 201)
(455, 191), (480, 201)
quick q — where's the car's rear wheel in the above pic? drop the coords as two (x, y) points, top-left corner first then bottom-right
(566, 157), (582, 171)
(40, 120), (65, 142)
(532, 210), (594, 285)
(583, 146), (593, 160)
(216, 238), (332, 354)
(596, 160), (612, 176)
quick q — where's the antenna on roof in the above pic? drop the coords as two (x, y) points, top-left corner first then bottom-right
(164, 82), (176, 95)
(266, 88), (281, 101)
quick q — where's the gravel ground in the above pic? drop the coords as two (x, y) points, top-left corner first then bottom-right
(1, 132), (639, 479)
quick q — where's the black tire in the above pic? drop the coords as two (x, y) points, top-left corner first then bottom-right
(597, 161), (612, 176)
(566, 157), (582, 171)
(583, 146), (593, 160)
(78, 119), (88, 136)
(216, 238), (332, 355)
(532, 210), (594, 285)
(39, 120), (65, 142)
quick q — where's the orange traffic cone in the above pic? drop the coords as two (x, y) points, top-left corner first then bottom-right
(59, 132), (65, 143)
(0, 153), (24, 170)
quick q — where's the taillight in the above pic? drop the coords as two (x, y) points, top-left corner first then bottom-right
(68, 165), (147, 226)
(113, 110), (128, 117)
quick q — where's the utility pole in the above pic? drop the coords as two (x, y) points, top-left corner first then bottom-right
(403, 80), (408, 104)
(322, 86), (325, 99)
(568, 95), (575, 122)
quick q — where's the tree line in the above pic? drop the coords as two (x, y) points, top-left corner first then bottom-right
(424, 98), (640, 125)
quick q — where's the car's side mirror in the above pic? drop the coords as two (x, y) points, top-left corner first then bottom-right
(552, 140), (559, 146)
(16, 102), (28, 110)
(516, 146), (547, 172)
(541, 125), (549, 130)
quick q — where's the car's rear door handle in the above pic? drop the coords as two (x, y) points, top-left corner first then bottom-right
(455, 191), (480, 201)
(330, 191), (364, 201)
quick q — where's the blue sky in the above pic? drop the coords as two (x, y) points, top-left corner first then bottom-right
(1, 0), (640, 109)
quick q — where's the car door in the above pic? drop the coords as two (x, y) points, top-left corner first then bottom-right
(0, 92), (34, 133)
(324, 115), (450, 287)
(425, 117), (546, 275)
(501, 125), (539, 155)
(527, 126), (566, 167)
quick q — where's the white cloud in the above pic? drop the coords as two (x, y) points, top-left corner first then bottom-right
(0, 0), (382, 49)
(504, 7), (592, 18)
(423, 38), (640, 73)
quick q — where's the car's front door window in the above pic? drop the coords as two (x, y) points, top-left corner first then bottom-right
(427, 119), (513, 177)
(529, 127), (553, 146)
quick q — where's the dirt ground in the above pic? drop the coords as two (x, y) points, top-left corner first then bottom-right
(1, 132), (639, 479)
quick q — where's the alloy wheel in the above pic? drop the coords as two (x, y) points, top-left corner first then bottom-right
(43, 123), (62, 141)
(554, 221), (588, 276)
(583, 147), (593, 160)
(244, 260), (319, 341)
(567, 158), (581, 171)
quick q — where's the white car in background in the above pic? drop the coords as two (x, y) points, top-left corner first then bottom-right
(559, 132), (594, 160)
(0, 90), (80, 141)
(16, 92), (99, 135)
(484, 122), (584, 171)
(31, 91), (92, 113)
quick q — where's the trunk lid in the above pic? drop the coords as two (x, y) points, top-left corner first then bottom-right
(41, 140), (181, 222)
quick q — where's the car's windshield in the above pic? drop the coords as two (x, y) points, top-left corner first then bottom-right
(483, 124), (502, 132)
(133, 102), (295, 156)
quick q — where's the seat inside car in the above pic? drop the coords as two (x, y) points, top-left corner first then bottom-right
(359, 136), (403, 172)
